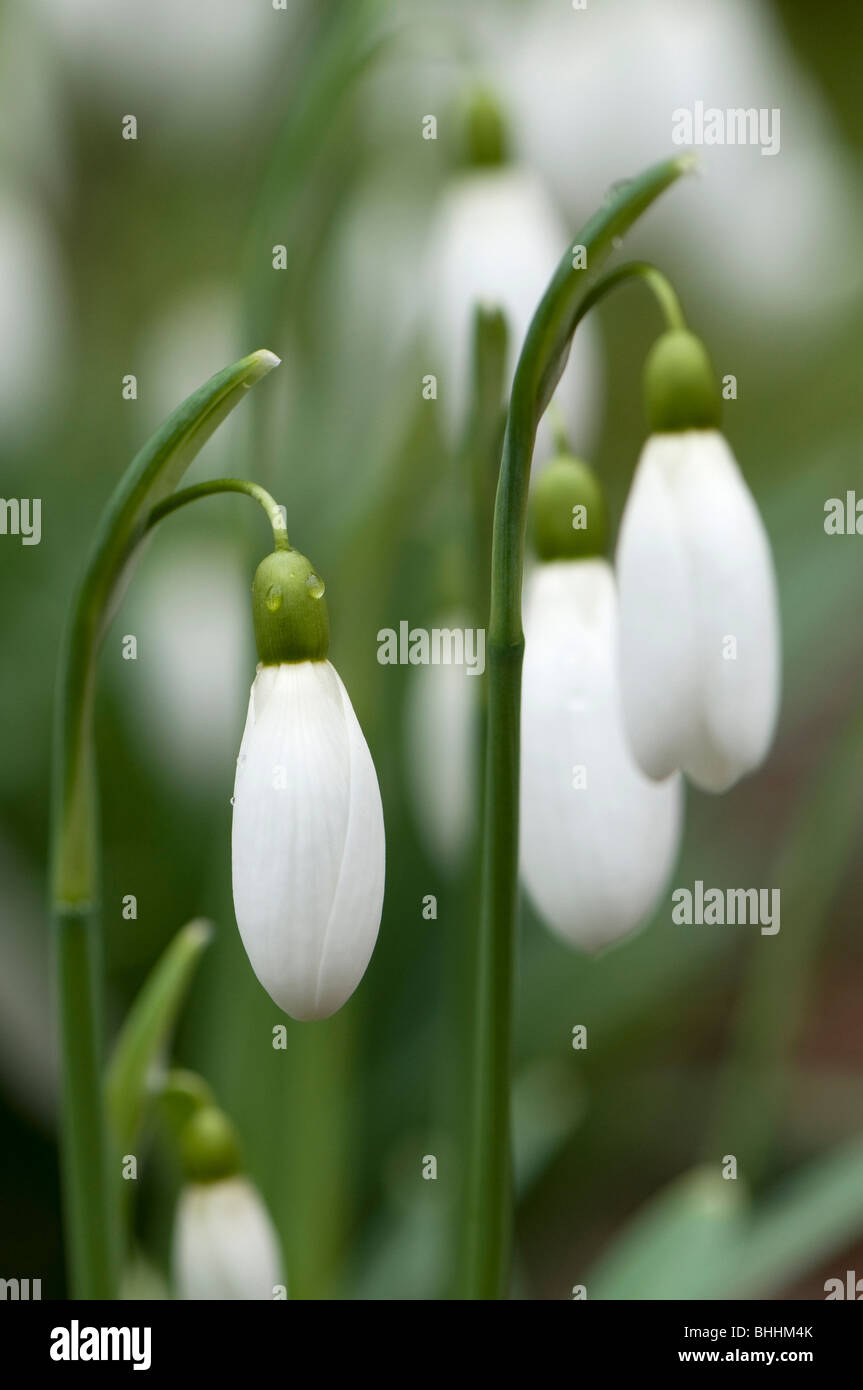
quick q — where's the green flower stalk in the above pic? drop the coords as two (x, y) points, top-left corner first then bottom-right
(461, 157), (695, 1300)
(50, 350), (279, 1299)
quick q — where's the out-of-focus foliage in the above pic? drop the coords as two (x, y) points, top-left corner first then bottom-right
(2, 0), (863, 1299)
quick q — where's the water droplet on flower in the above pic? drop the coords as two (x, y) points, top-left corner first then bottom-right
(229, 796), (236, 806)
(606, 177), (632, 201)
(266, 585), (282, 612)
(306, 574), (325, 599)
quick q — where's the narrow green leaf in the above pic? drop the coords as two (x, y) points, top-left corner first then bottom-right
(586, 1134), (863, 1301)
(52, 348), (279, 905)
(585, 1166), (746, 1300)
(732, 1133), (863, 1297)
(105, 919), (212, 1153)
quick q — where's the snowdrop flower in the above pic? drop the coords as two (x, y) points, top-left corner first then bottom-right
(520, 457), (682, 952)
(173, 1106), (284, 1301)
(616, 330), (780, 793)
(232, 546), (385, 1021)
(426, 94), (600, 463)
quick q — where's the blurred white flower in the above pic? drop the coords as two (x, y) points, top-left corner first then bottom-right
(473, 0), (862, 323)
(0, 192), (65, 441)
(520, 558), (682, 951)
(173, 1175), (284, 1301)
(616, 429), (780, 792)
(232, 660), (385, 1021)
(121, 541), (249, 792)
(426, 165), (601, 462)
(404, 623), (479, 872)
(32, 0), (283, 140)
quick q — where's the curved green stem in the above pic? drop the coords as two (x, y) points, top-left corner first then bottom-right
(577, 260), (687, 332)
(147, 478), (290, 551)
(462, 157), (693, 1299)
(51, 350), (278, 1299)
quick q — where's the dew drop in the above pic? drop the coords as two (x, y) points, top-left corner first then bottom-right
(306, 573), (325, 599)
(265, 584), (282, 612)
(606, 177), (632, 200)
(229, 795), (236, 806)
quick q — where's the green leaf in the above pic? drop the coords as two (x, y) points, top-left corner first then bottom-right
(732, 1133), (863, 1297)
(78, 348), (280, 644)
(105, 919), (212, 1154)
(585, 1166), (747, 1300)
(585, 1134), (863, 1300)
(52, 348), (279, 905)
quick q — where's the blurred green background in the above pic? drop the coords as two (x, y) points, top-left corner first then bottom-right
(2, 0), (863, 1300)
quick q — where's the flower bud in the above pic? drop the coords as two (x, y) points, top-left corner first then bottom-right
(530, 454), (608, 562)
(252, 548), (329, 665)
(179, 1105), (242, 1185)
(643, 329), (721, 434)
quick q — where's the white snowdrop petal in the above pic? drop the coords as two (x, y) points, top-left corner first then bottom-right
(671, 433), (780, 790)
(173, 1177), (283, 1301)
(616, 431), (780, 792)
(231, 661), (385, 1020)
(616, 436), (700, 781)
(520, 560), (682, 952)
(309, 666), (387, 1019)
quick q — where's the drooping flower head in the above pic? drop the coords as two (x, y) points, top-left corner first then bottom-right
(425, 88), (600, 463)
(520, 455), (683, 951)
(172, 1105), (284, 1301)
(231, 546), (385, 1021)
(616, 330), (781, 793)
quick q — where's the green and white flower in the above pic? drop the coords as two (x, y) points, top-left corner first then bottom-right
(231, 548), (385, 1021)
(616, 331), (780, 793)
(425, 95), (600, 460)
(520, 458), (682, 951)
(172, 1107), (284, 1301)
